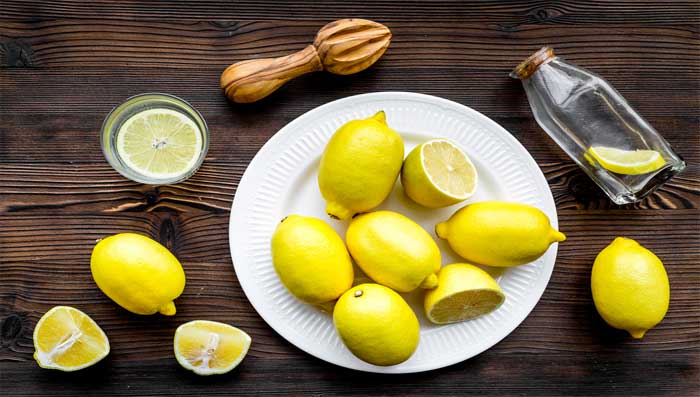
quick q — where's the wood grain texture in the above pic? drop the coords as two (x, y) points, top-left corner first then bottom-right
(2, 1), (699, 24)
(1, 2), (699, 395)
(2, 70), (698, 121)
(1, 351), (698, 396)
(1, 21), (698, 70)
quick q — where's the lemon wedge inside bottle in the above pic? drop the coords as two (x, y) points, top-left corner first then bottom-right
(588, 146), (666, 175)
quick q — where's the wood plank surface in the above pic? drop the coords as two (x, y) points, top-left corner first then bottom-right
(1, 1), (699, 395)
(1, 21), (698, 70)
(2, 1), (699, 24)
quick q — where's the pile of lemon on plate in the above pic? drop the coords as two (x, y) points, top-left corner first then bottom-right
(271, 111), (567, 366)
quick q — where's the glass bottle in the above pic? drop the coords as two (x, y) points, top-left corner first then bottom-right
(511, 47), (686, 205)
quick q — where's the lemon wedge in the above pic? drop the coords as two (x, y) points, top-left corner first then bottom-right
(424, 264), (505, 324)
(116, 108), (203, 179)
(401, 138), (478, 208)
(33, 306), (110, 371)
(588, 146), (666, 175)
(174, 320), (251, 375)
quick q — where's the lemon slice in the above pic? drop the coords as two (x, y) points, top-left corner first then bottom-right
(33, 306), (110, 371)
(588, 146), (666, 175)
(116, 108), (203, 179)
(401, 138), (478, 208)
(424, 263), (505, 324)
(174, 320), (251, 375)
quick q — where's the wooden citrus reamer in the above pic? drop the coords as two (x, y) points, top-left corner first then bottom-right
(220, 19), (391, 103)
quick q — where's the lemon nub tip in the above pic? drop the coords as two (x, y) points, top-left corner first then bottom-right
(326, 202), (354, 220)
(551, 229), (566, 242)
(420, 273), (439, 289)
(435, 222), (449, 239)
(612, 236), (637, 247)
(629, 329), (647, 339)
(371, 110), (386, 124)
(159, 302), (176, 316)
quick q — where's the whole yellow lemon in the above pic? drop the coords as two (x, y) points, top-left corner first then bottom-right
(318, 111), (404, 220)
(271, 215), (354, 305)
(333, 284), (419, 366)
(346, 211), (440, 292)
(591, 237), (669, 338)
(436, 201), (565, 267)
(91, 233), (185, 315)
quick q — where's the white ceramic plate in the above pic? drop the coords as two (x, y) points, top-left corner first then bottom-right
(229, 92), (559, 373)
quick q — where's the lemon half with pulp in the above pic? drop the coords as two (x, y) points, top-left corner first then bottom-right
(117, 108), (203, 179)
(424, 263), (505, 324)
(33, 306), (110, 371)
(588, 146), (665, 175)
(174, 320), (251, 375)
(401, 138), (478, 208)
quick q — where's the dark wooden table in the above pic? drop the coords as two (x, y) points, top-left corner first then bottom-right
(1, 2), (699, 395)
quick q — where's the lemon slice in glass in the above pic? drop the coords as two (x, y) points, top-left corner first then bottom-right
(116, 108), (203, 180)
(424, 263), (505, 324)
(401, 139), (478, 208)
(174, 320), (251, 375)
(588, 146), (666, 175)
(33, 306), (110, 371)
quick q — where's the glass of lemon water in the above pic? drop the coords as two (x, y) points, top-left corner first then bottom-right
(101, 93), (209, 185)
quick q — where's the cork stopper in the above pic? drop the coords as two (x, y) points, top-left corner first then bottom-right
(510, 47), (555, 80)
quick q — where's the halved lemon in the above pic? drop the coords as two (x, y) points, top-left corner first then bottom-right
(116, 108), (203, 179)
(33, 306), (110, 371)
(174, 320), (251, 375)
(588, 146), (666, 175)
(424, 263), (505, 324)
(401, 138), (478, 208)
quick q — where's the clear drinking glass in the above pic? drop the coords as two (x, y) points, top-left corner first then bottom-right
(100, 93), (209, 185)
(511, 47), (686, 204)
